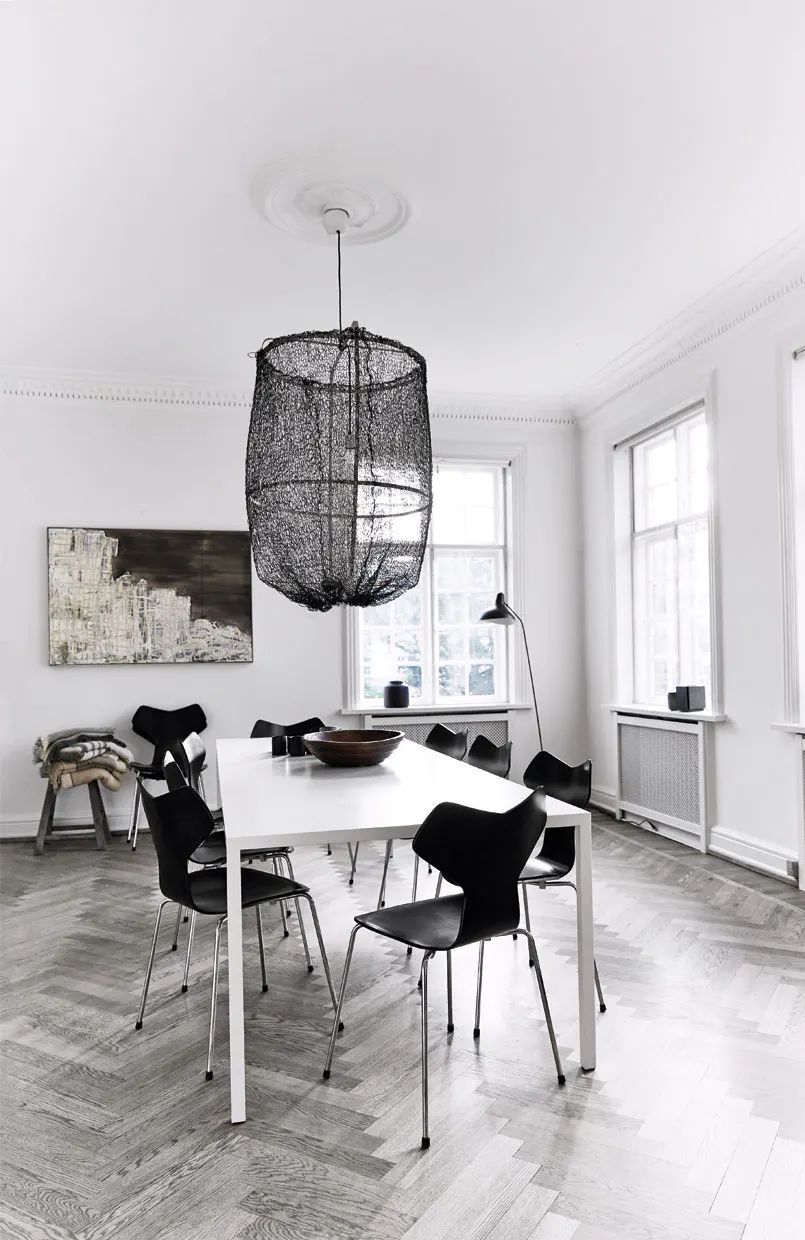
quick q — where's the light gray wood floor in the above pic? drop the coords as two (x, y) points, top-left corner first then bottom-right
(1, 813), (804, 1239)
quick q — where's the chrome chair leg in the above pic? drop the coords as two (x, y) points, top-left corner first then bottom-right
(135, 899), (168, 1028)
(323, 923), (362, 1078)
(256, 905), (268, 992)
(181, 910), (196, 992)
(127, 778), (140, 843)
(406, 854), (421, 956)
(524, 878), (607, 1012)
(420, 950), (435, 1149)
(377, 840), (392, 909)
(520, 882), (536, 967)
(205, 916), (225, 1080)
(273, 856), (289, 937)
(300, 894), (341, 1018)
(434, 873), (443, 898)
(171, 903), (183, 951)
(446, 950), (454, 1033)
(473, 939), (485, 1038)
(520, 929), (565, 1085)
(129, 780), (142, 850)
(281, 853), (313, 972)
(594, 960), (606, 1013)
(348, 842), (360, 885)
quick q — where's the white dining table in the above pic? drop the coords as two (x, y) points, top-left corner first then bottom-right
(217, 735), (596, 1124)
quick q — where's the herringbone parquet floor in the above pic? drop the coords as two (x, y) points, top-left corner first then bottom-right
(1, 814), (804, 1240)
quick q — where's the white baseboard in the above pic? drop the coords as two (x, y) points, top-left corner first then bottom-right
(1, 811), (137, 841)
(590, 785), (617, 815)
(709, 825), (797, 884)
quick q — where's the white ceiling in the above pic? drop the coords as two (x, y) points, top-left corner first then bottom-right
(2, 0), (804, 403)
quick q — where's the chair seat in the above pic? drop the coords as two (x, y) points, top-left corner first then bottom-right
(190, 829), (292, 867)
(356, 895), (464, 951)
(132, 761), (164, 781)
(520, 855), (571, 883)
(188, 865), (306, 914)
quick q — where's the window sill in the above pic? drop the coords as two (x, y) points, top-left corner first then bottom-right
(771, 721), (805, 735)
(341, 703), (532, 717)
(607, 703), (727, 723)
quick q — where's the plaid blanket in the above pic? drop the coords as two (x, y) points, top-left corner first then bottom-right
(33, 728), (133, 790)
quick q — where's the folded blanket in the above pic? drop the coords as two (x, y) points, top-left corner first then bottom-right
(56, 767), (122, 791)
(33, 728), (120, 766)
(45, 755), (129, 786)
(57, 740), (133, 765)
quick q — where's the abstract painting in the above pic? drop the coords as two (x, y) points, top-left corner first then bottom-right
(48, 528), (253, 665)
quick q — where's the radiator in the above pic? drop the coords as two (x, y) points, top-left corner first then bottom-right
(362, 711), (508, 749)
(615, 712), (711, 850)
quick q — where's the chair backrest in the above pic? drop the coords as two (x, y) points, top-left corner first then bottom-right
(139, 784), (215, 909)
(425, 723), (468, 761)
(523, 750), (592, 868)
(250, 716), (325, 739)
(413, 790), (547, 947)
(131, 704), (208, 768)
(166, 731), (206, 794)
(467, 735), (512, 778)
(162, 751), (188, 793)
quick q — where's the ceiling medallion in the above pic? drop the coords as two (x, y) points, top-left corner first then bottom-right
(250, 155), (410, 245)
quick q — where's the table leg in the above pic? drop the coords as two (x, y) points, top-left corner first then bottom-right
(575, 811), (596, 1071)
(226, 843), (246, 1122)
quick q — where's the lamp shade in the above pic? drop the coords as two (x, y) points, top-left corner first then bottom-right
(246, 325), (432, 612)
(478, 592), (516, 625)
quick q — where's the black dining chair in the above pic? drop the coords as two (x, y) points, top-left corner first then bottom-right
(163, 743), (315, 981)
(127, 703), (208, 850)
(519, 750), (605, 1012)
(250, 716), (325, 740)
(466, 735), (513, 778)
(322, 789), (564, 1150)
(134, 783), (339, 1080)
(371, 723), (471, 909)
(425, 723), (469, 761)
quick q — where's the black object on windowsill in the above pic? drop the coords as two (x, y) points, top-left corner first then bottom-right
(667, 685), (706, 712)
(271, 735), (287, 757)
(287, 734), (306, 757)
(383, 680), (410, 708)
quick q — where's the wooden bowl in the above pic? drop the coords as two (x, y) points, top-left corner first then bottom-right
(303, 729), (403, 768)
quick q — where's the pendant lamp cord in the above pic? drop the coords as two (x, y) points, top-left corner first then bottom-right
(337, 228), (343, 335)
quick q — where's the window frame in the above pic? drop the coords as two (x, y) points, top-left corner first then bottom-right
(613, 392), (722, 713)
(343, 449), (526, 711)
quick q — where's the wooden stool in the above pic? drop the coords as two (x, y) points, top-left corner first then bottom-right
(35, 781), (112, 855)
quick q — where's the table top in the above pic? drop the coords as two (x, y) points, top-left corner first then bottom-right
(217, 736), (588, 849)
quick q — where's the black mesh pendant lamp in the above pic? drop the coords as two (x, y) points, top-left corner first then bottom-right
(246, 207), (432, 612)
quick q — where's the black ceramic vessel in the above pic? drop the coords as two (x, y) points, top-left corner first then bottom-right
(383, 679), (410, 708)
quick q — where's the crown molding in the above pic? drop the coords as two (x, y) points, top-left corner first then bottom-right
(0, 369), (574, 427)
(574, 229), (805, 422)
(0, 370), (251, 411)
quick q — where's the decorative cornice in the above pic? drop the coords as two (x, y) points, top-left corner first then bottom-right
(574, 230), (805, 421)
(0, 372), (251, 410)
(0, 371), (575, 426)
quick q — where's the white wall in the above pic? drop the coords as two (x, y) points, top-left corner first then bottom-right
(579, 288), (805, 873)
(0, 390), (582, 835)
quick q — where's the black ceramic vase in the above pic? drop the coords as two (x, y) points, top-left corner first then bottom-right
(383, 679), (410, 708)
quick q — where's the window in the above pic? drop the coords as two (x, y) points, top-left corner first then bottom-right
(354, 460), (511, 706)
(621, 408), (713, 706)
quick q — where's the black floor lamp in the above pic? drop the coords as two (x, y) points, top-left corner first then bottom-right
(479, 592), (543, 751)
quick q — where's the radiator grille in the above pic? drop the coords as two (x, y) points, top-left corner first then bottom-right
(369, 716), (508, 749)
(619, 722), (700, 826)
